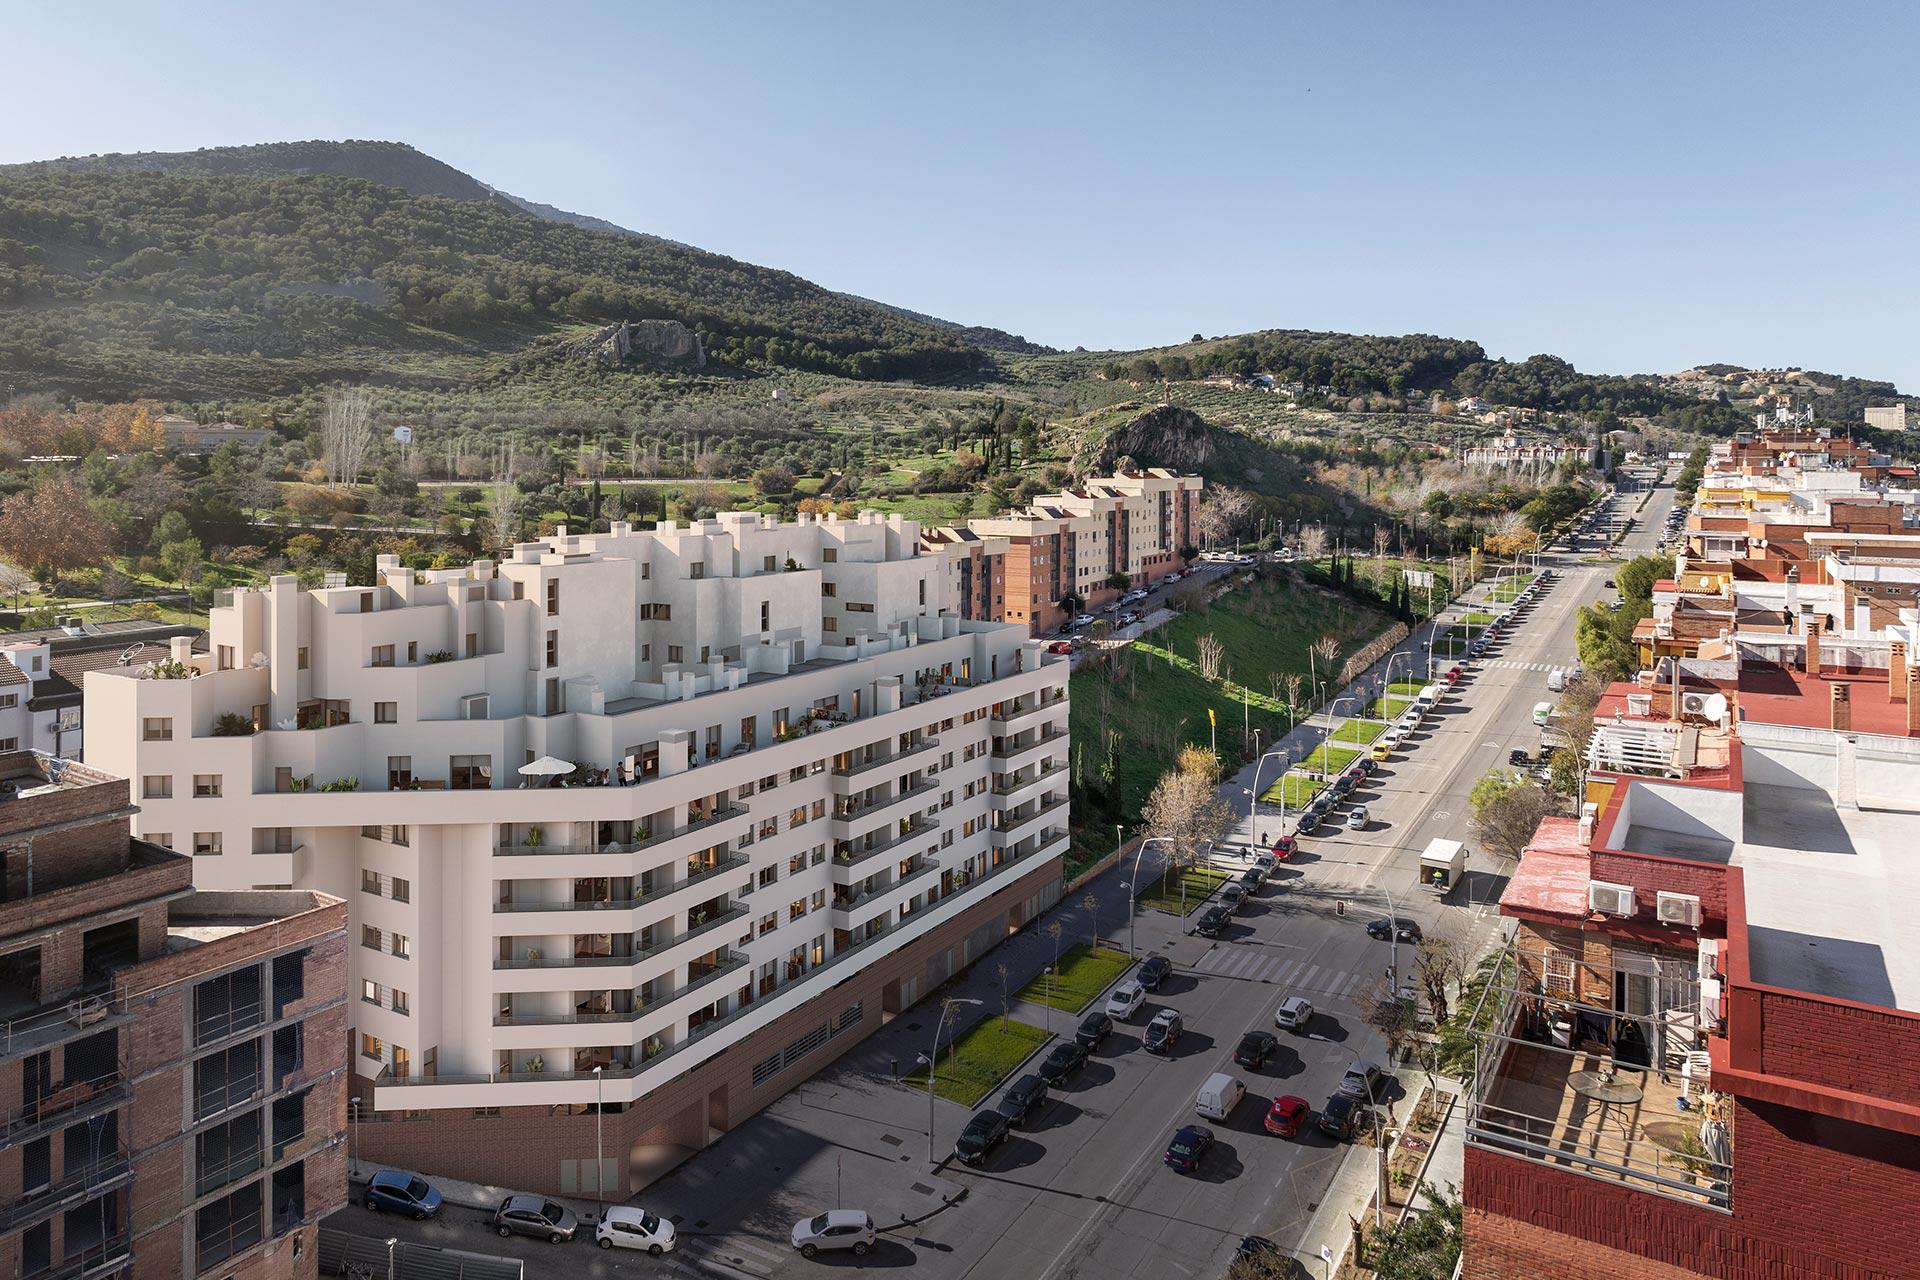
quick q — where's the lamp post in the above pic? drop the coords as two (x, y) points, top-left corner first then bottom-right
(1122, 836), (1170, 957)
(1323, 695), (1362, 782)
(592, 1064), (605, 1218)
(347, 1098), (360, 1179)
(921, 997), (982, 1163)
(385, 1237), (398, 1280)
(1244, 748), (1292, 847)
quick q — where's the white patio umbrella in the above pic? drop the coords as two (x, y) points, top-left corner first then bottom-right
(518, 755), (574, 781)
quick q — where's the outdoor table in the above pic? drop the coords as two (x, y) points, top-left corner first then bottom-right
(1569, 1069), (1644, 1138)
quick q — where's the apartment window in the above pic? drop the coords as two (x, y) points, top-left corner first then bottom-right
(297, 646), (309, 670)
(391, 989), (409, 1016)
(391, 877), (411, 903)
(545, 630), (559, 668)
(846, 602), (874, 613)
(760, 601), (771, 632)
(464, 632), (478, 658)
(362, 926), (382, 951)
(375, 701), (396, 724)
(689, 562), (705, 580)
(388, 756), (412, 790)
(789, 898), (807, 922)
(640, 563), (651, 581)
(142, 775), (172, 799)
(450, 755), (492, 790)
(546, 579), (560, 616)
(820, 582), (837, 598)
(667, 645), (684, 664)
(406, 641), (418, 664)
(758, 866), (778, 890)
(193, 832), (222, 856)
(371, 645), (395, 668)
(391, 933), (411, 960)
(641, 603), (671, 621)
(258, 827), (293, 854)
(217, 644), (234, 671)
(763, 555), (777, 572)
(361, 979), (380, 1005)
(472, 1108), (501, 1119)
(919, 580), (927, 605)
(193, 774), (222, 798)
(149, 832), (172, 849)
(143, 717), (173, 741)
(361, 870), (382, 895)
(823, 548), (837, 563)
(641, 643), (651, 662)
(360, 1034), (383, 1062)
(0, 693), (13, 709)
(759, 913), (778, 936)
(823, 617), (838, 633)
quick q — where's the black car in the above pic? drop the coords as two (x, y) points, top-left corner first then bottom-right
(1234, 1029), (1280, 1069)
(1144, 1009), (1183, 1055)
(1330, 774), (1355, 798)
(1163, 1124), (1215, 1174)
(1238, 866), (1264, 890)
(1137, 955), (1172, 990)
(1036, 1039), (1088, 1085)
(1195, 905), (1231, 937)
(1366, 915), (1423, 943)
(953, 1110), (1010, 1165)
(1075, 1011), (1112, 1049)
(996, 1073), (1048, 1127)
(1352, 757), (1374, 778)
(1508, 748), (1531, 767)
(1318, 1092), (1364, 1141)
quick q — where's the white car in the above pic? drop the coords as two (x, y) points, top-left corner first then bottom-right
(597, 1206), (676, 1255)
(1105, 980), (1148, 1020)
(1273, 995), (1315, 1030)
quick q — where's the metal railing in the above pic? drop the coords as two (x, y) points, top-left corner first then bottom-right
(0, 1155), (132, 1234)
(833, 819), (939, 872)
(192, 1069), (263, 1124)
(494, 955), (748, 1027)
(196, 1142), (266, 1198)
(494, 856), (747, 914)
(25, 1230), (132, 1280)
(833, 736), (940, 778)
(492, 806), (744, 857)
(319, 1227), (524, 1279)
(2, 1072), (129, 1142)
(0, 996), (123, 1059)
(492, 904), (748, 971)
(834, 779), (937, 821)
(193, 999), (267, 1047)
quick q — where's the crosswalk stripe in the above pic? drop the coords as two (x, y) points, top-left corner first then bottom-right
(1300, 964), (1323, 990)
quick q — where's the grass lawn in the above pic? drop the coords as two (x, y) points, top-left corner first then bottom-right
(1371, 694), (1414, 720)
(901, 1017), (1050, 1107)
(1387, 680), (1428, 696)
(1300, 742), (1361, 775)
(1489, 579), (1534, 602)
(1263, 773), (1326, 807)
(1440, 625), (1484, 645)
(1330, 719), (1385, 745)
(1463, 610), (1496, 624)
(1015, 943), (1134, 1012)
(1137, 866), (1230, 914)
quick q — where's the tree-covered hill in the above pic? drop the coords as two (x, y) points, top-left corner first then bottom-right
(0, 163), (991, 399)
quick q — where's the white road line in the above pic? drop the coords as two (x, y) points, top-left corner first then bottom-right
(1300, 964), (1324, 990)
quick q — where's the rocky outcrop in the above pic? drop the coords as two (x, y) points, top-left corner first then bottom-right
(1090, 404), (1219, 475)
(573, 319), (705, 368)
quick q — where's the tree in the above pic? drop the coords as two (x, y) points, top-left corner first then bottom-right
(1575, 604), (1636, 675)
(1196, 632), (1224, 682)
(1546, 745), (1582, 797)
(751, 465), (796, 498)
(1057, 592), (1084, 619)
(0, 562), (31, 610)
(1141, 750), (1234, 915)
(127, 407), (164, 451)
(483, 460), (525, 549)
(320, 386), (377, 488)
(1297, 523), (1329, 565)
(0, 476), (112, 582)
(1105, 571), (1130, 590)
(1413, 927), (1470, 1031)
(1310, 633), (1340, 700)
(1615, 553), (1675, 605)
(1468, 770), (1551, 861)
(1196, 487), (1255, 548)
(1364, 1184), (1462, 1280)
(159, 536), (204, 587)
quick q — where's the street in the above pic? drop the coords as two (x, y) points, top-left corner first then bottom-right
(333, 479), (1675, 1280)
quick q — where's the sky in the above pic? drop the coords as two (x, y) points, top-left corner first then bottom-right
(5, 1), (1918, 388)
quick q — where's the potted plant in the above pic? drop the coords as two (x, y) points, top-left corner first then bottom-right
(524, 827), (543, 849)
(425, 649), (454, 663)
(524, 1055), (544, 1073)
(212, 712), (255, 737)
(526, 947), (541, 963)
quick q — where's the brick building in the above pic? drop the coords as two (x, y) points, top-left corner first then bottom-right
(0, 752), (347, 1279)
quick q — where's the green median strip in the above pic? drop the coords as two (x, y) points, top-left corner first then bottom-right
(1014, 943), (1134, 1012)
(900, 1017), (1050, 1106)
(1136, 866), (1230, 915)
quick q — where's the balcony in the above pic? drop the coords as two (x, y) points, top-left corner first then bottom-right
(0, 997), (132, 1066)
(494, 953), (749, 1029)
(990, 795), (1069, 846)
(492, 806), (746, 860)
(1, 1072), (130, 1144)
(0, 1155), (133, 1234)
(991, 726), (1067, 771)
(27, 1229), (132, 1280)
(834, 736), (940, 779)
(832, 780), (938, 841)
(991, 760), (1063, 802)
(493, 904), (749, 976)
(833, 818), (939, 874)
(988, 695), (1066, 736)
(493, 856), (749, 923)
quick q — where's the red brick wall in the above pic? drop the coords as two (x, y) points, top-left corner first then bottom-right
(1588, 849), (1730, 925)
(1744, 987), (1920, 1104)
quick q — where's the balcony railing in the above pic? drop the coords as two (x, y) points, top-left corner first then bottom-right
(193, 1000), (267, 1048)
(835, 779), (937, 822)
(494, 856), (747, 915)
(493, 806), (744, 858)
(493, 904), (748, 971)
(0, 996), (127, 1062)
(834, 736), (940, 778)
(27, 1230), (132, 1280)
(192, 1070), (264, 1125)
(494, 954), (749, 1027)
(0, 1155), (132, 1234)
(833, 819), (939, 872)
(196, 1143), (266, 1199)
(2, 1073), (129, 1143)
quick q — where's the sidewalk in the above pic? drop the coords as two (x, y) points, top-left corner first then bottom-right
(347, 1161), (604, 1224)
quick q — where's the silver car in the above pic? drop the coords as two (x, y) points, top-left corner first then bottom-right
(791, 1209), (875, 1259)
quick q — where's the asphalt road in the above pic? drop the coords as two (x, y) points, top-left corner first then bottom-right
(333, 479), (1676, 1280)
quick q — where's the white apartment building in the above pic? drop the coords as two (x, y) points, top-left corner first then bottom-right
(85, 511), (1070, 1194)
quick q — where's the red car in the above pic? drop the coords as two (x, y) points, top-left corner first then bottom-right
(1045, 640), (1072, 655)
(1444, 666), (1462, 684)
(1264, 1095), (1310, 1138)
(1270, 836), (1296, 861)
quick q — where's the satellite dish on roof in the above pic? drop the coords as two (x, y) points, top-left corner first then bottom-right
(115, 643), (146, 667)
(1702, 693), (1728, 723)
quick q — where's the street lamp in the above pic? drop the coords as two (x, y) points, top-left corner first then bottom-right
(1323, 695), (1363, 781)
(1121, 835), (1170, 957)
(592, 1064), (605, 1218)
(920, 997), (982, 1163)
(385, 1237), (398, 1280)
(1244, 748), (1292, 846)
(347, 1098), (361, 1179)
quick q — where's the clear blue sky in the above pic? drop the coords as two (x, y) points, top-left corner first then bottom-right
(6, 1), (1917, 388)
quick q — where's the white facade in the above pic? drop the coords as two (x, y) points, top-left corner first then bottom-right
(85, 511), (1070, 1109)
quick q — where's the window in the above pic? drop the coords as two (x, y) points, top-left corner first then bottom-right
(143, 717), (173, 741)
(0, 693), (12, 709)
(391, 876), (411, 903)
(640, 563), (651, 581)
(148, 832), (172, 849)
(193, 774), (222, 798)
(217, 645), (234, 671)
(371, 645), (395, 668)
(391, 933), (411, 960)
(362, 925), (382, 951)
(193, 832), (223, 856)
(689, 562), (705, 580)
(545, 630), (559, 668)
(361, 979), (380, 1005)
(546, 579), (560, 616)
(472, 1108), (501, 1119)
(143, 775), (172, 799)
(388, 756), (412, 790)
(406, 641), (418, 664)
(375, 701), (396, 724)
(820, 582), (837, 598)
(919, 580), (927, 606)
(763, 555), (777, 572)
(823, 617), (837, 633)
(667, 645), (684, 664)
(450, 755), (492, 790)
(846, 602), (874, 613)
(790, 898), (808, 922)
(297, 647), (309, 670)
(758, 866), (778, 890)
(362, 870), (382, 895)
(760, 601), (771, 632)
(464, 632), (478, 658)
(361, 1033), (383, 1062)
(391, 989), (409, 1016)
(823, 548), (838, 563)
(257, 828), (293, 854)
(759, 912), (778, 936)
(641, 603), (671, 621)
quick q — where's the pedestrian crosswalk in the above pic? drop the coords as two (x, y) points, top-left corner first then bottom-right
(1486, 659), (1557, 672)
(1189, 946), (1383, 998)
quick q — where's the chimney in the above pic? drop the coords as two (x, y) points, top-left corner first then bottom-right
(1784, 565), (1799, 612)
(1805, 616), (1823, 674)
(1671, 659), (1683, 724)
(1830, 682), (1851, 733)
(1893, 640), (1909, 703)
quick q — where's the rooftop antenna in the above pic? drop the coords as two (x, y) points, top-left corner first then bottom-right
(114, 642), (146, 667)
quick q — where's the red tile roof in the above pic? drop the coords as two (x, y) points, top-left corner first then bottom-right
(1499, 816), (1593, 920)
(1736, 665), (1914, 737)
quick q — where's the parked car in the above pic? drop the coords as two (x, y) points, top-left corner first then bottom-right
(596, 1206), (676, 1255)
(1144, 1009), (1183, 1055)
(1234, 1030), (1280, 1069)
(1270, 835), (1297, 861)
(1351, 757), (1375, 779)
(364, 1170), (442, 1220)
(1195, 906), (1232, 937)
(1037, 1039), (1089, 1085)
(953, 1110), (1011, 1166)
(1239, 865), (1264, 889)
(1264, 1095), (1311, 1138)
(1195, 1071), (1247, 1120)
(1076, 1011), (1113, 1049)
(790, 1210), (875, 1259)
(1366, 915), (1423, 943)
(1346, 804), (1369, 830)
(493, 1195), (579, 1243)
(1163, 1123), (1215, 1174)
(1370, 741), (1392, 763)
(1509, 748), (1532, 767)
(997, 1073), (1049, 1127)
(1137, 954), (1172, 990)
(1220, 882), (1247, 912)
(1339, 1060), (1386, 1099)
(1318, 1092), (1364, 1141)
(1105, 980), (1148, 1020)
(1045, 640), (1072, 655)
(1272, 995), (1314, 1031)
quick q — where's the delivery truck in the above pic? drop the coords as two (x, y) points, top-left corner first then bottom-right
(1418, 838), (1467, 896)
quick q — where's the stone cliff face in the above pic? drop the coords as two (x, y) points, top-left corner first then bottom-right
(1090, 404), (1219, 475)
(572, 319), (706, 368)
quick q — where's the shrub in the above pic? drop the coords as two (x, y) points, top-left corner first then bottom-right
(212, 712), (255, 737)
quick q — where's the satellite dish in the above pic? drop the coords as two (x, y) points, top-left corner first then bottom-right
(115, 643), (146, 667)
(1702, 693), (1728, 722)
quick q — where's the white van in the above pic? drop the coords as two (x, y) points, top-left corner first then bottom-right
(1195, 1072), (1246, 1121)
(1546, 668), (1566, 692)
(1533, 701), (1553, 727)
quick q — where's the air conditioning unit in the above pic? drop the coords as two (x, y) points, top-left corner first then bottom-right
(1697, 937), (1721, 981)
(1588, 880), (1635, 916)
(1657, 891), (1702, 928)
(1681, 693), (1710, 716)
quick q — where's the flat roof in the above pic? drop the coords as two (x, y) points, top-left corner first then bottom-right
(1733, 786), (1920, 1013)
(1738, 666), (1912, 738)
(1499, 816), (1591, 918)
